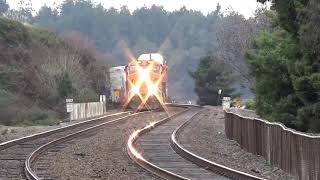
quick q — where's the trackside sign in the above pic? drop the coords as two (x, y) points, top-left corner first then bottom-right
(66, 99), (74, 112)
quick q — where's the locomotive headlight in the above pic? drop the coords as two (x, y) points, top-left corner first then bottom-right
(148, 84), (158, 95)
(132, 86), (139, 95)
(138, 68), (149, 82)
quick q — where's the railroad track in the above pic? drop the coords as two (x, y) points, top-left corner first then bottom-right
(0, 111), (136, 180)
(128, 106), (264, 180)
(171, 109), (265, 180)
(128, 107), (227, 179)
(0, 104), (185, 179)
(0, 104), (265, 180)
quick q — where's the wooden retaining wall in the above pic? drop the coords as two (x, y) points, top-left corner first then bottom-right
(70, 101), (106, 120)
(225, 109), (320, 180)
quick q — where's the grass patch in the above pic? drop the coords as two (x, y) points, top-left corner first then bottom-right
(15, 112), (61, 126)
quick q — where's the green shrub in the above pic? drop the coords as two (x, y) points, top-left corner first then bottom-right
(245, 99), (256, 110)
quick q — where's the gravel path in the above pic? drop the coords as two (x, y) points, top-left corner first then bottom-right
(177, 106), (295, 180)
(36, 108), (181, 180)
(0, 110), (118, 143)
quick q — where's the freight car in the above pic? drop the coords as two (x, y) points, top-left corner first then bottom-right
(109, 66), (126, 105)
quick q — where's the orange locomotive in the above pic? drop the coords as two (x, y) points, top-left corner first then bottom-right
(124, 53), (168, 110)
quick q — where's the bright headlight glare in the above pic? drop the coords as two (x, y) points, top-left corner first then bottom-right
(132, 86), (139, 95)
(148, 84), (158, 95)
(138, 68), (149, 82)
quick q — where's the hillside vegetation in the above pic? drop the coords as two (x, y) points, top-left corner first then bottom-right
(0, 17), (108, 126)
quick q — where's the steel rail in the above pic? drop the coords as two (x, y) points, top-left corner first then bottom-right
(0, 112), (129, 150)
(0, 111), (132, 180)
(25, 112), (144, 180)
(0, 103), (195, 179)
(170, 109), (266, 180)
(24, 103), (191, 179)
(165, 103), (201, 108)
(127, 108), (191, 180)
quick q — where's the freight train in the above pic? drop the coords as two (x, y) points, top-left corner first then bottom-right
(109, 66), (126, 105)
(109, 53), (168, 110)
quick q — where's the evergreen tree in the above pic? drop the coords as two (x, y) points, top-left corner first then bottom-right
(249, 0), (320, 132)
(190, 55), (235, 105)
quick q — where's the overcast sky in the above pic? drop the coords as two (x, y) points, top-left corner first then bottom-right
(8, 0), (270, 18)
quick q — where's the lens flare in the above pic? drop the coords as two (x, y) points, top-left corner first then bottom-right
(131, 86), (139, 95)
(124, 60), (163, 111)
(128, 129), (145, 160)
(148, 84), (158, 96)
(121, 51), (172, 115)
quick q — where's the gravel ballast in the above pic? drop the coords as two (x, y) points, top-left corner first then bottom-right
(177, 106), (295, 180)
(37, 108), (181, 180)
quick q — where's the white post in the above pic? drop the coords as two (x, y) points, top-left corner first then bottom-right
(66, 98), (74, 121)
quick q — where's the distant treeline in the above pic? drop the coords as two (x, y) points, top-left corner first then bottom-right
(0, 0), (273, 126)
(8, 0), (266, 101)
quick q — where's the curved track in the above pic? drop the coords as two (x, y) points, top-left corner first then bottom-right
(128, 106), (266, 180)
(0, 112), (134, 179)
(127, 107), (228, 180)
(171, 109), (265, 180)
(1, 104), (269, 180)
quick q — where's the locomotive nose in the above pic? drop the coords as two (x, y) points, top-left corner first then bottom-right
(140, 82), (148, 96)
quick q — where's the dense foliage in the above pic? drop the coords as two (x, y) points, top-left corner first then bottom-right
(245, 99), (256, 110)
(190, 55), (235, 105)
(247, 0), (320, 132)
(0, 17), (108, 125)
